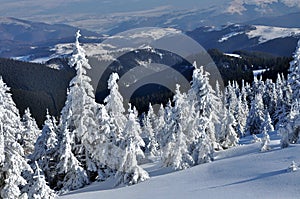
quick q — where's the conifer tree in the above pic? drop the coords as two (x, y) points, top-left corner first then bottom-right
(222, 109), (239, 148)
(153, 104), (165, 152)
(246, 93), (265, 134)
(19, 108), (40, 156)
(188, 62), (221, 149)
(104, 73), (127, 145)
(116, 106), (149, 185)
(27, 162), (56, 199)
(0, 77), (32, 199)
(288, 40), (300, 102)
(30, 110), (58, 188)
(162, 85), (194, 169)
(58, 30), (98, 183)
(260, 127), (271, 152)
(261, 110), (274, 133)
(142, 104), (159, 159)
(56, 121), (89, 192)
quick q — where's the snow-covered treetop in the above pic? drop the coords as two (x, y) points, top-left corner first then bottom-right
(0, 76), (10, 94)
(107, 73), (120, 90)
(68, 30), (91, 71)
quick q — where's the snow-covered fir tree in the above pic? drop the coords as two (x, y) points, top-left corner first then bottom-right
(56, 121), (89, 192)
(103, 73), (127, 147)
(116, 105), (149, 185)
(162, 85), (194, 170)
(245, 93), (265, 135)
(192, 116), (214, 164)
(153, 104), (165, 152)
(58, 30), (99, 183)
(90, 104), (118, 181)
(27, 162), (56, 199)
(260, 127), (271, 152)
(263, 79), (278, 121)
(221, 109), (239, 148)
(19, 108), (40, 156)
(187, 62), (221, 150)
(275, 74), (292, 128)
(283, 100), (300, 144)
(288, 40), (300, 102)
(30, 110), (58, 188)
(0, 77), (32, 199)
(142, 103), (159, 159)
(235, 95), (248, 137)
(261, 110), (274, 133)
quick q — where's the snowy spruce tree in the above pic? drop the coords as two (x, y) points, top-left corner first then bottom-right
(153, 104), (165, 152)
(0, 77), (32, 199)
(142, 103), (159, 159)
(275, 74), (292, 128)
(187, 62), (221, 150)
(19, 108), (40, 156)
(222, 109), (239, 148)
(104, 73), (127, 145)
(58, 30), (99, 185)
(56, 121), (89, 192)
(245, 93), (265, 135)
(90, 104), (118, 181)
(30, 110), (58, 188)
(288, 40), (300, 102)
(116, 105), (149, 185)
(27, 162), (56, 199)
(261, 110), (274, 133)
(162, 85), (194, 170)
(260, 127), (271, 152)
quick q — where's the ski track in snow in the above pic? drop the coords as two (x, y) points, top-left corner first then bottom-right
(60, 132), (300, 199)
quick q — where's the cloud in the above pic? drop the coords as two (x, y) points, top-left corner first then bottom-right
(281, 0), (299, 7)
(227, 0), (247, 15)
(226, 0), (300, 14)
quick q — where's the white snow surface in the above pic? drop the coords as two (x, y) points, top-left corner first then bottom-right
(60, 132), (300, 199)
(224, 53), (242, 58)
(247, 25), (300, 44)
(253, 69), (268, 76)
(218, 31), (244, 42)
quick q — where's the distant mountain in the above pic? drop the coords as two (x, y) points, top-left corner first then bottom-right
(246, 12), (300, 28)
(187, 24), (300, 56)
(0, 17), (102, 58)
(0, 58), (75, 126)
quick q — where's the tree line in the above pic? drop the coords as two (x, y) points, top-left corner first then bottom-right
(0, 32), (299, 198)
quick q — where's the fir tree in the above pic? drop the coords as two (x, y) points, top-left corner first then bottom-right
(0, 77), (32, 199)
(261, 110), (274, 133)
(162, 85), (194, 170)
(142, 104), (159, 159)
(30, 110), (58, 188)
(222, 109), (239, 148)
(58, 30), (98, 183)
(288, 40), (300, 102)
(116, 106), (149, 185)
(27, 162), (56, 199)
(56, 121), (89, 192)
(260, 127), (271, 152)
(187, 62), (221, 149)
(19, 108), (40, 156)
(104, 73), (127, 145)
(245, 93), (265, 135)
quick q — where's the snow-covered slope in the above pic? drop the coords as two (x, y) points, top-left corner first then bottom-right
(60, 132), (300, 199)
(247, 25), (300, 44)
(188, 24), (300, 56)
